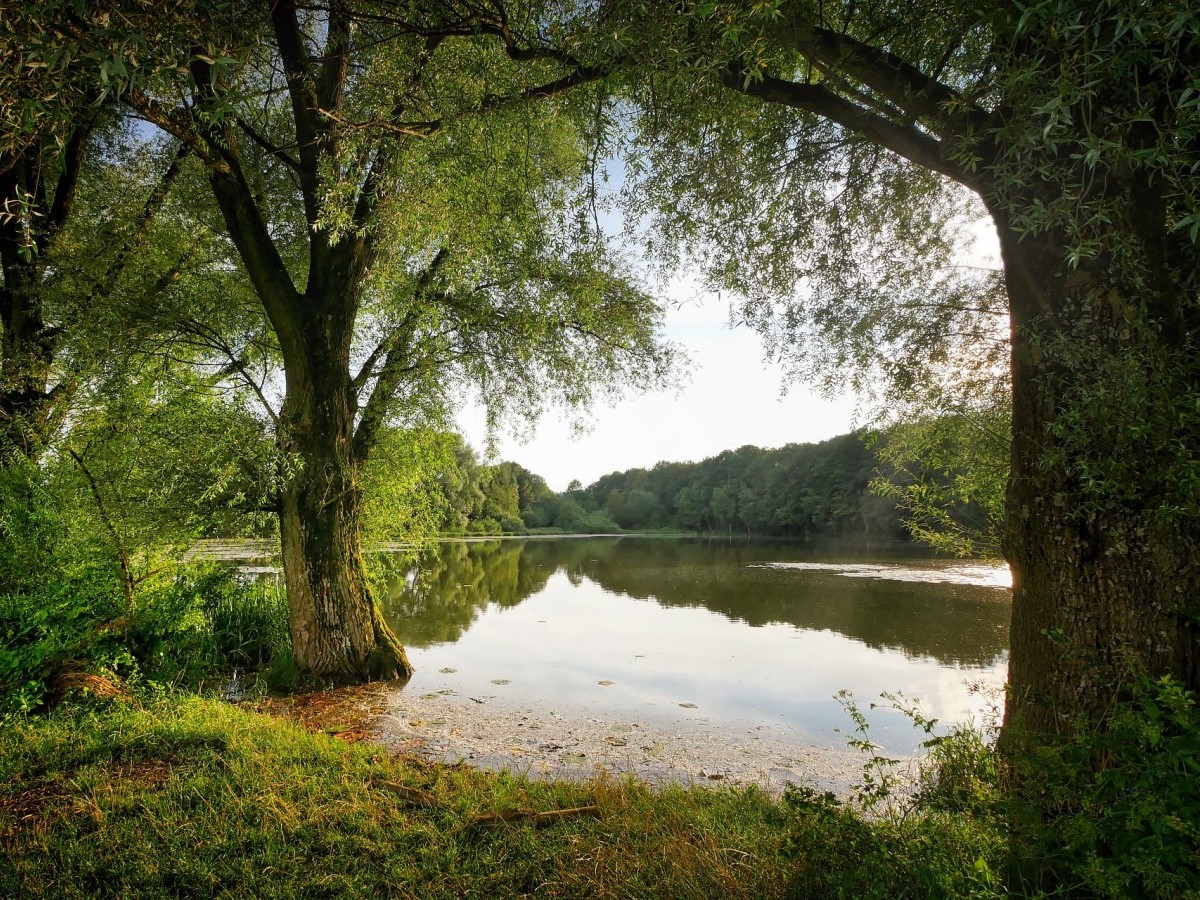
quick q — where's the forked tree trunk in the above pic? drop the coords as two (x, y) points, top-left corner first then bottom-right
(276, 315), (412, 682)
(995, 205), (1200, 739)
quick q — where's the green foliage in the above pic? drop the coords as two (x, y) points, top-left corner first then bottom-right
(361, 428), (455, 546)
(176, 569), (289, 675)
(424, 436), (560, 535)
(0, 363), (288, 715)
(0, 581), (129, 716)
(819, 677), (1200, 898)
(0, 460), (127, 713)
(870, 403), (1010, 558)
(0, 554), (290, 717)
(62, 366), (278, 547)
(780, 784), (1004, 899)
(780, 691), (1006, 898)
(1005, 676), (1200, 898)
(540, 432), (907, 540)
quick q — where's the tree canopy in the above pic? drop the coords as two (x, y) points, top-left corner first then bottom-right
(554, 0), (1200, 740)
(3, 0), (1198, 744)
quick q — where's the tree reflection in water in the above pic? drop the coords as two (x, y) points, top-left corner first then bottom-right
(378, 537), (1010, 665)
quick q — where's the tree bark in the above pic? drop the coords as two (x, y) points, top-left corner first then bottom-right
(994, 205), (1200, 739)
(276, 308), (412, 682)
(0, 279), (57, 460)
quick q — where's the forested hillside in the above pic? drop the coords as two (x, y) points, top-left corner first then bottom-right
(517, 432), (909, 542)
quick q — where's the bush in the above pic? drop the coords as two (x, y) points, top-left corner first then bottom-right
(1, 560), (292, 717)
(1005, 675), (1200, 898)
(0, 577), (134, 716)
(817, 680), (1200, 898)
(779, 785), (1004, 898)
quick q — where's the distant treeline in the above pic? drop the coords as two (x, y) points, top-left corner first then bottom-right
(441, 432), (911, 542)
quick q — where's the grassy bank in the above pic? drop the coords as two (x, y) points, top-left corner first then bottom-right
(1, 696), (1006, 899)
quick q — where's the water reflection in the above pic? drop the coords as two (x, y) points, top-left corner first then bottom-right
(379, 537), (1010, 667)
(377, 540), (554, 646)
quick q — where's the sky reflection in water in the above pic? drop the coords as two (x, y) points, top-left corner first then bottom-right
(379, 537), (1011, 754)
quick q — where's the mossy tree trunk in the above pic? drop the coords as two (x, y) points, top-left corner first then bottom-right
(150, 0), (419, 683)
(274, 284), (412, 681)
(994, 196), (1200, 739)
(202, 159), (415, 681)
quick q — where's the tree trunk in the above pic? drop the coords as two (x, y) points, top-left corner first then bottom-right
(276, 319), (412, 682)
(0, 287), (56, 461)
(995, 208), (1200, 740)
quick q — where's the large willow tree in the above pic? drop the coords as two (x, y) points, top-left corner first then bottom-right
(16, 1), (672, 681)
(592, 0), (1200, 738)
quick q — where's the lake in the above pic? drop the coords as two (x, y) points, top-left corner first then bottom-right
(376, 536), (1011, 760)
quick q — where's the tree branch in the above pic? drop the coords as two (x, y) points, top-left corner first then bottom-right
(37, 121), (92, 256)
(125, 88), (215, 162)
(67, 447), (135, 607)
(777, 25), (973, 132)
(83, 141), (192, 308)
(316, 0), (353, 115)
(723, 69), (977, 190)
(352, 248), (449, 462)
(271, 0), (323, 225)
(177, 59), (305, 363)
(179, 317), (281, 426)
(236, 117), (301, 170)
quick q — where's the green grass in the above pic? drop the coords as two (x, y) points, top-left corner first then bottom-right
(1, 697), (802, 899)
(19, 683), (1193, 898)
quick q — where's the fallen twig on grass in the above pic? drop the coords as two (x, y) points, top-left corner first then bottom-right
(468, 805), (602, 829)
(377, 781), (438, 807)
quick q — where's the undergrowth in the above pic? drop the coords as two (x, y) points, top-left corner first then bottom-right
(2, 662), (1196, 897)
(796, 683), (1200, 899)
(0, 565), (292, 717)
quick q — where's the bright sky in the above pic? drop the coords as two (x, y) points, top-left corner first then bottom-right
(455, 279), (861, 492)
(455, 208), (1002, 493)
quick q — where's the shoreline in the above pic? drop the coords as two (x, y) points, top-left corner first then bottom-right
(256, 682), (885, 797)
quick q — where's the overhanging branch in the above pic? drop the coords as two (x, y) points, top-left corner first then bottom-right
(723, 68), (978, 190)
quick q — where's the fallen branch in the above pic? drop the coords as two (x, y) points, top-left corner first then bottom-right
(468, 805), (602, 829)
(378, 781), (437, 808)
(48, 671), (132, 705)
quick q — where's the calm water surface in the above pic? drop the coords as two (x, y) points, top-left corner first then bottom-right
(378, 537), (1011, 755)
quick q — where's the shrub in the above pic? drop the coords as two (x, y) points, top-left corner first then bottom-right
(1, 560), (292, 717)
(1005, 675), (1200, 898)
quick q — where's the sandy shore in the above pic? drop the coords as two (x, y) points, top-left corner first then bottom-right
(370, 687), (875, 796)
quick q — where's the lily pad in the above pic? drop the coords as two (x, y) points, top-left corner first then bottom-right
(490, 678), (511, 685)
(603, 736), (628, 747)
(678, 702), (697, 709)
(439, 667), (457, 674)
(597, 680), (615, 686)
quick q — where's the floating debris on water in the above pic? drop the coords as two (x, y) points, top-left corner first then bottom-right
(748, 560), (1011, 588)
